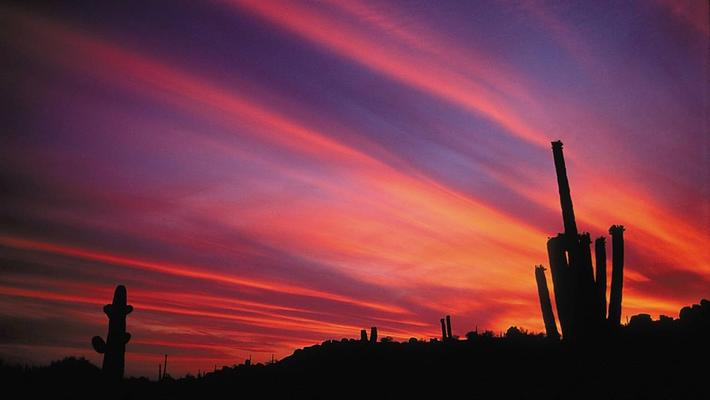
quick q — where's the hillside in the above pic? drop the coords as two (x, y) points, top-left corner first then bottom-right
(3, 299), (708, 399)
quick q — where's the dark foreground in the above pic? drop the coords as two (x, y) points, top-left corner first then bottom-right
(2, 299), (708, 400)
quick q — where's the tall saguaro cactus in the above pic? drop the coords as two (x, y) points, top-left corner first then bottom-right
(92, 285), (133, 379)
(534, 141), (626, 342)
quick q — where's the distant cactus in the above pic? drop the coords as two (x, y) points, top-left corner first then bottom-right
(439, 316), (454, 341)
(369, 327), (378, 343)
(360, 329), (368, 342)
(445, 315), (453, 339)
(92, 285), (133, 379)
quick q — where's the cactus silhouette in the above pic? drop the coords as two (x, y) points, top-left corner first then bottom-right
(161, 354), (168, 380)
(438, 316), (454, 341)
(535, 265), (559, 340)
(445, 315), (453, 339)
(594, 237), (607, 321)
(534, 141), (625, 341)
(608, 225), (625, 327)
(92, 285), (133, 379)
(369, 327), (377, 343)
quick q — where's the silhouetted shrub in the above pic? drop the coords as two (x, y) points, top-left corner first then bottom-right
(505, 326), (523, 338)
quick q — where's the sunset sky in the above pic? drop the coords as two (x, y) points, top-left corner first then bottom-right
(1, 0), (708, 377)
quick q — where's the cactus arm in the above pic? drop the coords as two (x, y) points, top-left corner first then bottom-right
(92, 336), (107, 354)
(535, 265), (560, 340)
(608, 225), (625, 327)
(124, 332), (131, 343)
(126, 305), (133, 314)
(103, 304), (112, 316)
(594, 237), (607, 321)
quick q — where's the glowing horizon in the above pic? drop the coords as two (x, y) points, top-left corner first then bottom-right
(0, 1), (708, 377)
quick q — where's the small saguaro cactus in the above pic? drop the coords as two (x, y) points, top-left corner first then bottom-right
(92, 285), (133, 379)
(369, 326), (378, 343)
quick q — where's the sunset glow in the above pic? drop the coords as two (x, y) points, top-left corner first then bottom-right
(1, 1), (707, 377)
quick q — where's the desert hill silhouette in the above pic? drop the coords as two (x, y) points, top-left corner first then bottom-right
(2, 299), (709, 399)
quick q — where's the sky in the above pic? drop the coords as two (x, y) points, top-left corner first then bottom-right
(0, 0), (708, 377)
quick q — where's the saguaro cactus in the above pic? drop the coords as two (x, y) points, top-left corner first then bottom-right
(369, 326), (378, 343)
(92, 285), (133, 379)
(440, 318), (447, 341)
(535, 141), (625, 342)
(360, 329), (368, 342)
